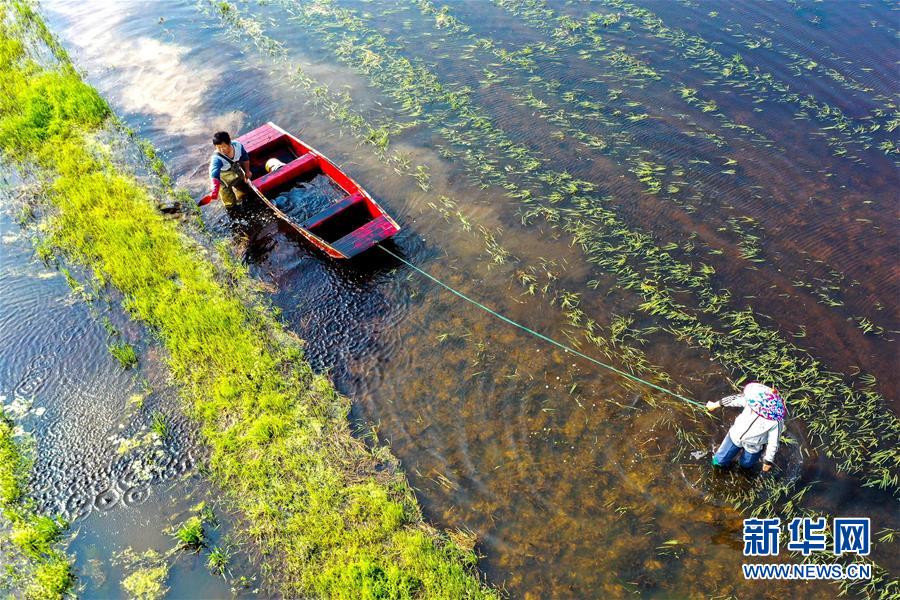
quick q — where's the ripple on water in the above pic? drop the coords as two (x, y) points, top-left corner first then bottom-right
(1, 209), (206, 522)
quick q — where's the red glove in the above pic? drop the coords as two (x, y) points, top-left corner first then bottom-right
(197, 179), (220, 206)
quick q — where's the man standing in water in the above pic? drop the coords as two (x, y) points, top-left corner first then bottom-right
(706, 383), (786, 473)
(200, 131), (251, 207)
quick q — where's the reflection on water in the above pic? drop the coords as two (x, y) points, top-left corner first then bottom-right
(26, 0), (900, 597)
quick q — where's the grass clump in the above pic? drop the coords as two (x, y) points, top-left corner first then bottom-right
(0, 40), (108, 161)
(108, 341), (138, 369)
(149, 412), (168, 439)
(0, 412), (29, 507)
(207, 544), (232, 578)
(172, 515), (205, 551)
(10, 514), (63, 559)
(0, 4), (495, 597)
(0, 69), (107, 152)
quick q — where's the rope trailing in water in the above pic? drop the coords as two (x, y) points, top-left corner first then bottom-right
(379, 246), (704, 408)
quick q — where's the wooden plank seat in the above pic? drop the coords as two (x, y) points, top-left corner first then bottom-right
(253, 153), (319, 195)
(301, 193), (365, 230)
(238, 127), (282, 154)
(331, 215), (400, 258)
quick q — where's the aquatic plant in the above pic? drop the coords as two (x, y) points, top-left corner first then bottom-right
(108, 341), (138, 369)
(202, 4), (899, 597)
(403, 0), (872, 322)
(135, 139), (171, 189)
(721, 475), (899, 598)
(122, 566), (168, 600)
(596, 0), (898, 162)
(216, 16), (892, 592)
(723, 216), (765, 264)
(173, 515), (205, 550)
(203, 0), (420, 180)
(189, 4), (899, 592)
(207, 543), (232, 578)
(488, 0), (778, 151)
(276, 0), (899, 494)
(213, 1), (622, 337)
(693, 4), (896, 127)
(149, 412), (169, 439)
(122, 563), (168, 600)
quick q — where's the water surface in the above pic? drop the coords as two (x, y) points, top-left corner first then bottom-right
(19, 0), (900, 597)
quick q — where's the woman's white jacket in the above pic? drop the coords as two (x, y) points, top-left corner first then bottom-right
(721, 394), (783, 463)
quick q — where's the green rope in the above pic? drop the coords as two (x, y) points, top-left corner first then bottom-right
(379, 246), (704, 408)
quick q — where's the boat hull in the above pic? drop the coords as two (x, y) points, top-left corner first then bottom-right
(236, 122), (400, 258)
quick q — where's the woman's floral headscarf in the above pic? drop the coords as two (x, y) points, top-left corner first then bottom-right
(744, 383), (786, 421)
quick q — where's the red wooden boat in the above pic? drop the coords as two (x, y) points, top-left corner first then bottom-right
(237, 122), (400, 259)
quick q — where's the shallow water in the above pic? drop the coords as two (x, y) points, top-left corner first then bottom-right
(10, 0), (900, 597)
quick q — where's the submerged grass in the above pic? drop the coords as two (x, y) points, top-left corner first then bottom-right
(121, 565), (168, 600)
(203, 6), (900, 593)
(0, 3), (495, 597)
(119, 549), (170, 600)
(207, 543), (233, 578)
(274, 0), (899, 494)
(596, 0), (897, 163)
(173, 515), (206, 551)
(212, 0), (691, 407)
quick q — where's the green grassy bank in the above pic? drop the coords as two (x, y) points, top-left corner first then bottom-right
(0, 1), (495, 597)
